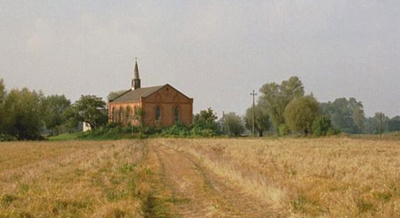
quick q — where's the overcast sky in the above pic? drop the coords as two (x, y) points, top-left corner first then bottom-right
(0, 0), (399, 117)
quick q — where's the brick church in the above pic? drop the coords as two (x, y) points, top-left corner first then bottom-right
(108, 61), (193, 127)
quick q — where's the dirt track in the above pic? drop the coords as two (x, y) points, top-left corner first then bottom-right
(148, 141), (273, 218)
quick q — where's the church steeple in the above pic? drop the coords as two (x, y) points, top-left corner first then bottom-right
(132, 59), (141, 90)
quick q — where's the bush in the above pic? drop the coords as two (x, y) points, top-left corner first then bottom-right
(279, 124), (289, 136)
(187, 126), (215, 137)
(327, 127), (341, 136)
(161, 122), (190, 137)
(312, 116), (332, 136)
(78, 123), (135, 140)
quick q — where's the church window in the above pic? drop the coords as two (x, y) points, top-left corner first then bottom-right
(174, 106), (179, 122)
(155, 106), (161, 121)
(119, 107), (124, 123)
(112, 108), (116, 122)
(126, 106), (131, 121)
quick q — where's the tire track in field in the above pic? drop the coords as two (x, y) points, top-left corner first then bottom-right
(150, 142), (273, 218)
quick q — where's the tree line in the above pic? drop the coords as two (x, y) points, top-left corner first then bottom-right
(0, 78), (108, 140)
(221, 76), (400, 137)
(1, 76), (399, 140)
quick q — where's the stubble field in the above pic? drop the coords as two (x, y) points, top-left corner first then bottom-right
(0, 138), (399, 217)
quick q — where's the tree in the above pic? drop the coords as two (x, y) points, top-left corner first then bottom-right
(312, 115), (333, 136)
(192, 108), (218, 131)
(320, 97), (365, 134)
(375, 112), (388, 137)
(134, 106), (145, 126)
(0, 78), (5, 104)
(244, 103), (271, 136)
(388, 116), (400, 132)
(284, 95), (319, 136)
(363, 117), (376, 134)
(107, 90), (127, 102)
(223, 112), (244, 136)
(65, 95), (107, 129)
(0, 79), (6, 135)
(2, 88), (43, 140)
(40, 95), (71, 135)
(259, 76), (304, 132)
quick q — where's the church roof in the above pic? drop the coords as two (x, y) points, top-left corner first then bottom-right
(110, 85), (164, 103)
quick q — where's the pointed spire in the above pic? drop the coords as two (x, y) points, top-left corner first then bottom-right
(132, 58), (141, 90)
(134, 57), (139, 79)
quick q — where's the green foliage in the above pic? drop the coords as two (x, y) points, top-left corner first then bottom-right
(161, 122), (190, 137)
(1, 87), (43, 140)
(312, 115), (333, 136)
(0, 78), (5, 103)
(107, 90), (127, 102)
(222, 112), (244, 136)
(0, 79), (5, 137)
(284, 95), (319, 136)
(244, 103), (271, 136)
(374, 112), (388, 136)
(190, 126), (217, 137)
(259, 76), (304, 130)
(1, 194), (18, 206)
(79, 123), (134, 140)
(134, 107), (145, 126)
(65, 95), (107, 129)
(278, 124), (289, 136)
(388, 116), (400, 132)
(321, 97), (365, 134)
(48, 132), (82, 141)
(40, 95), (71, 135)
(192, 108), (219, 135)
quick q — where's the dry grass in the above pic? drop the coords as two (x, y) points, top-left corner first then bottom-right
(161, 138), (400, 217)
(0, 140), (146, 217)
(1, 138), (399, 217)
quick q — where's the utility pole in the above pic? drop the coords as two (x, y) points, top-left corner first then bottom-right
(250, 90), (257, 137)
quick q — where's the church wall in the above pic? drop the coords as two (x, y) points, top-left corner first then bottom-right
(108, 84), (193, 128)
(142, 102), (192, 127)
(108, 102), (142, 126)
(142, 85), (193, 127)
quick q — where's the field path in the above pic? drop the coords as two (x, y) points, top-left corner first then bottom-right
(149, 141), (272, 218)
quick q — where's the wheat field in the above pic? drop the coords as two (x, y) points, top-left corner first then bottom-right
(0, 138), (399, 217)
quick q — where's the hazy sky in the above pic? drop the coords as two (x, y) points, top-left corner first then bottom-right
(1, 0), (399, 117)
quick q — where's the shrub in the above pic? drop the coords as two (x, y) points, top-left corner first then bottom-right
(278, 124), (289, 136)
(161, 122), (190, 137)
(312, 116), (332, 136)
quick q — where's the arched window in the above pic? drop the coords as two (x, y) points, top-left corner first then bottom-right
(112, 107), (116, 122)
(155, 106), (161, 121)
(119, 107), (124, 123)
(126, 106), (131, 121)
(174, 106), (179, 122)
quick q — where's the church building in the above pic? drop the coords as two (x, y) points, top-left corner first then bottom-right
(108, 61), (193, 127)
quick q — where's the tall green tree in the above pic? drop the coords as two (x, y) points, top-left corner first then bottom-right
(223, 112), (244, 136)
(244, 103), (271, 136)
(388, 116), (400, 132)
(40, 95), (71, 135)
(259, 76), (304, 131)
(284, 95), (320, 136)
(193, 108), (218, 131)
(2, 88), (43, 140)
(0, 79), (5, 104)
(0, 79), (6, 136)
(320, 97), (365, 134)
(312, 115), (333, 136)
(375, 112), (388, 137)
(65, 95), (107, 129)
(349, 98), (365, 133)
